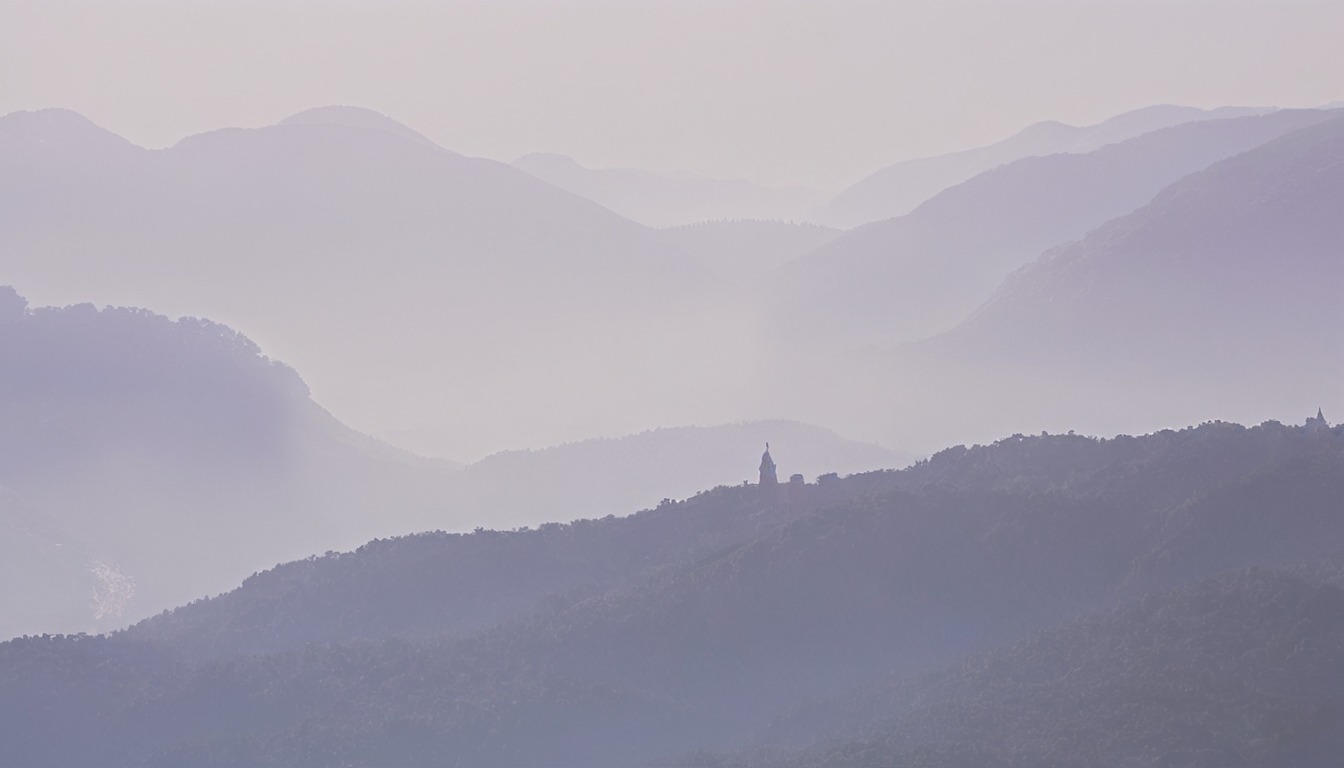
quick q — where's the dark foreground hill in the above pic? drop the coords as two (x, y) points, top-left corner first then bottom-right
(746, 568), (1344, 768)
(3, 419), (1342, 767)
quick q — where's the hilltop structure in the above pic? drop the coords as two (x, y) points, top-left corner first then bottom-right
(1305, 408), (1330, 435)
(759, 443), (778, 490)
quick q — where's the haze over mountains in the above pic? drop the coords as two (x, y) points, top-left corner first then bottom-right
(0, 286), (895, 639)
(812, 104), (1271, 228)
(0, 287), (458, 638)
(762, 108), (1339, 352)
(3, 77), (1344, 768)
(1, 106), (739, 459)
(513, 152), (822, 228)
(6, 0), (1344, 762)
(657, 219), (843, 287)
(7, 102), (1339, 460)
(795, 110), (1344, 449)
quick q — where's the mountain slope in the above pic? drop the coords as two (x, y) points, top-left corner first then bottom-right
(762, 108), (1337, 352)
(0, 287), (459, 638)
(124, 420), (1319, 661)
(813, 104), (1270, 228)
(7, 421), (1340, 766)
(878, 111), (1344, 447)
(773, 569), (1344, 768)
(948, 112), (1344, 368)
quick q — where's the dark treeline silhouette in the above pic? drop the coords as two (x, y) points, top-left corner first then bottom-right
(3, 419), (1342, 766)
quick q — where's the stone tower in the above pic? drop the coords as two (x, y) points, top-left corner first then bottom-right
(759, 443), (778, 490)
(1306, 408), (1330, 435)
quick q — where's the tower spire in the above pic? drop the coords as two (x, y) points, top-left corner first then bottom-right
(759, 443), (778, 489)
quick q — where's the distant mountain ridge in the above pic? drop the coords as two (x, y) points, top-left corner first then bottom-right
(828, 110), (1344, 447)
(0, 106), (737, 459)
(279, 105), (443, 148)
(812, 103), (1272, 228)
(761, 108), (1336, 353)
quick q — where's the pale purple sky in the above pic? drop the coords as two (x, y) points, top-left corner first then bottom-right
(3, 0), (1342, 191)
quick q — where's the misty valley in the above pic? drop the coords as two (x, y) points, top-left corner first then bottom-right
(3, 9), (1344, 764)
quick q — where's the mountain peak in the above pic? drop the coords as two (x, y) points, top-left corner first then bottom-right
(0, 108), (140, 153)
(278, 105), (441, 149)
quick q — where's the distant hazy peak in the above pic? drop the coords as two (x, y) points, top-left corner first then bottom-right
(1004, 119), (1075, 143)
(0, 107), (142, 153)
(278, 105), (443, 150)
(1002, 104), (1270, 155)
(814, 103), (1277, 228)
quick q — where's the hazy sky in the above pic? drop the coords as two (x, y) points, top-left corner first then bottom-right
(3, 0), (1343, 191)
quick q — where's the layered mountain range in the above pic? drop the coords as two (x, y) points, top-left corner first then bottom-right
(1, 106), (731, 459)
(761, 108), (1338, 350)
(6, 103), (1340, 459)
(812, 103), (1271, 228)
(4, 93), (1344, 767)
(791, 110), (1344, 449)
(0, 286), (893, 639)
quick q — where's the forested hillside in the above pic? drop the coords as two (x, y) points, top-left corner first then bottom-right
(4, 419), (1341, 767)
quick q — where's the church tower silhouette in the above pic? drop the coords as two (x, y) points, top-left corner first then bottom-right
(759, 443), (778, 490)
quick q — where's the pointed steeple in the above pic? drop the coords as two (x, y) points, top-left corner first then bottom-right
(759, 442), (778, 488)
(1306, 407), (1329, 434)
